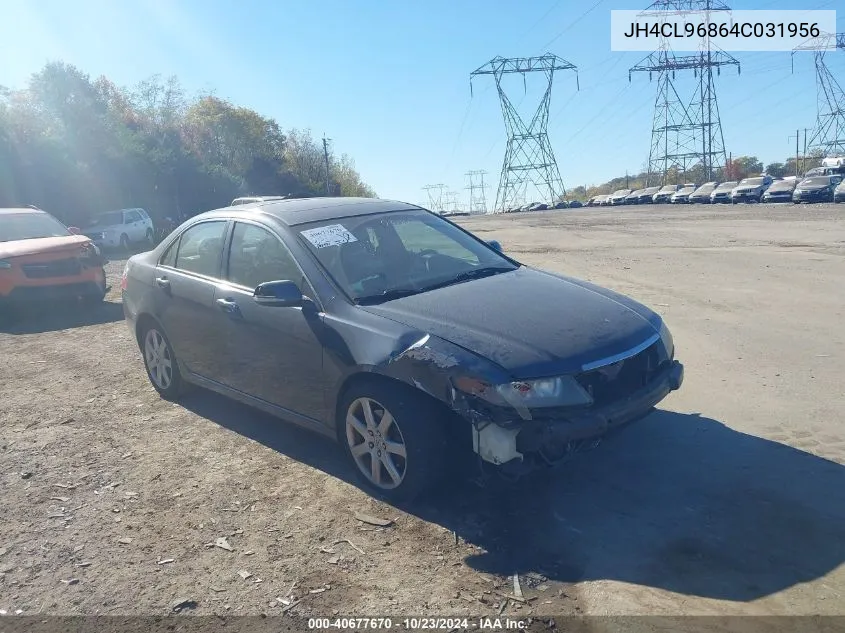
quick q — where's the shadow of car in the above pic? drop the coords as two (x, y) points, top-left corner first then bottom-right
(180, 390), (845, 604)
(0, 300), (125, 334)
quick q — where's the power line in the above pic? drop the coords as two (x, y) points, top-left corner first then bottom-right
(538, 0), (604, 52)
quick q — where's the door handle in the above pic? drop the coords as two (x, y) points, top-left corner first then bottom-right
(215, 298), (239, 314)
(155, 277), (170, 290)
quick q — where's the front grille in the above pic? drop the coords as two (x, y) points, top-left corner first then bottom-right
(576, 342), (668, 407)
(21, 258), (82, 279)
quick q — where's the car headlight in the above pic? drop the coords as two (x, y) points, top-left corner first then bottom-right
(455, 374), (593, 411)
(0, 260), (12, 269)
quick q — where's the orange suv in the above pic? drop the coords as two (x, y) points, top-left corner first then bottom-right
(0, 207), (108, 306)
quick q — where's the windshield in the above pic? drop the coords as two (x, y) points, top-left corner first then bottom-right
(799, 177), (832, 187)
(296, 209), (518, 303)
(695, 183), (717, 193)
(0, 212), (71, 242)
(678, 187), (695, 194)
(659, 185), (676, 192)
(91, 211), (123, 226)
(643, 187), (660, 194)
(715, 182), (738, 191)
(739, 177), (764, 186)
(612, 189), (630, 196)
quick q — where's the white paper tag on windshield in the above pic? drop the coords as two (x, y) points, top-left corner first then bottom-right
(301, 224), (358, 248)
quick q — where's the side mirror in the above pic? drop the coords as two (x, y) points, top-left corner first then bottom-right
(486, 240), (502, 253)
(68, 226), (81, 235)
(253, 280), (303, 307)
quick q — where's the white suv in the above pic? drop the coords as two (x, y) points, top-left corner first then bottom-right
(84, 208), (154, 249)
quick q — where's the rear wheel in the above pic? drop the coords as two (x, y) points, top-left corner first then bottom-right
(145, 228), (154, 244)
(120, 233), (130, 250)
(141, 323), (185, 399)
(339, 381), (451, 502)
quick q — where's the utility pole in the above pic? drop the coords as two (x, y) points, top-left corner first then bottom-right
(322, 135), (331, 195)
(626, 171), (629, 189)
(789, 130), (799, 177)
(802, 127), (811, 175)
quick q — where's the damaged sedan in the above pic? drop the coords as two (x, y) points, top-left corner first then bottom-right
(122, 197), (683, 500)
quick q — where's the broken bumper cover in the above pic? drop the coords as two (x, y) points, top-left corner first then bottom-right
(472, 360), (684, 471)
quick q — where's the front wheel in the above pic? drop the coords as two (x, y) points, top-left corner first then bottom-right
(339, 381), (450, 502)
(141, 324), (186, 400)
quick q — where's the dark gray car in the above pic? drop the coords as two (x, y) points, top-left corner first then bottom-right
(121, 198), (683, 500)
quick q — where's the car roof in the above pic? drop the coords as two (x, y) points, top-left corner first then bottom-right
(193, 197), (423, 227)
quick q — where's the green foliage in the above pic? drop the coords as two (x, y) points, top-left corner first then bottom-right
(0, 63), (375, 227)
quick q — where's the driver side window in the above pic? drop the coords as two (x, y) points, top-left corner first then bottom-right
(227, 222), (305, 291)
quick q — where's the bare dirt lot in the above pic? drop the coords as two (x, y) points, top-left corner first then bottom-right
(2, 203), (844, 622)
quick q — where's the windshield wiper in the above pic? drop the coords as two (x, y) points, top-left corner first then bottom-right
(355, 287), (422, 305)
(419, 265), (516, 292)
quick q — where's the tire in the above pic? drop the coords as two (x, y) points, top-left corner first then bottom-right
(338, 380), (451, 502)
(146, 228), (154, 245)
(120, 233), (130, 250)
(140, 322), (186, 400)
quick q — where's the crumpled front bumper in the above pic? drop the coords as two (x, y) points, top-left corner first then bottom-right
(471, 361), (684, 472)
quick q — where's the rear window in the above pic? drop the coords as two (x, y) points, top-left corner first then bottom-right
(0, 212), (70, 242)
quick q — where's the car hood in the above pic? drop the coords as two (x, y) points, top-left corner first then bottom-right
(797, 184), (830, 191)
(0, 235), (92, 259)
(359, 267), (661, 378)
(734, 186), (762, 192)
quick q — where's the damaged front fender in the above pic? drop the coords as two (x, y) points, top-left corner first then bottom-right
(321, 311), (529, 467)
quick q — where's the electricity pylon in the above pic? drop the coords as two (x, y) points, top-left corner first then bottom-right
(422, 184), (446, 212)
(465, 170), (488, 214)
(470, 54), (578, 212)
(630, 0), (739, 185)
(793, 32), (845, 157)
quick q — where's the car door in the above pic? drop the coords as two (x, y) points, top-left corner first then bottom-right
(124, 210), (143, 242)
(153, 219), (230, 381)
(212, 220), (327, 422)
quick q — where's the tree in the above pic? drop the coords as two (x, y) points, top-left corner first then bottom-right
(765, 162), (786, 178)
(0, 63), (375, 226)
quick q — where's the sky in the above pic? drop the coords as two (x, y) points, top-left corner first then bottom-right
(1, 0), (843, 209)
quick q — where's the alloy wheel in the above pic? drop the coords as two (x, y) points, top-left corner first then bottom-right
(345, 397), (408, 490)
(144, 328), (173, 390)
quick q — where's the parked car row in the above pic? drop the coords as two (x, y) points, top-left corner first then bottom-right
(586, 172), (844, 206)
(501, 200), (583, 213)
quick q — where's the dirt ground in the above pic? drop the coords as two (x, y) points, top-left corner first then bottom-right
(1, 203), (844, 622)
